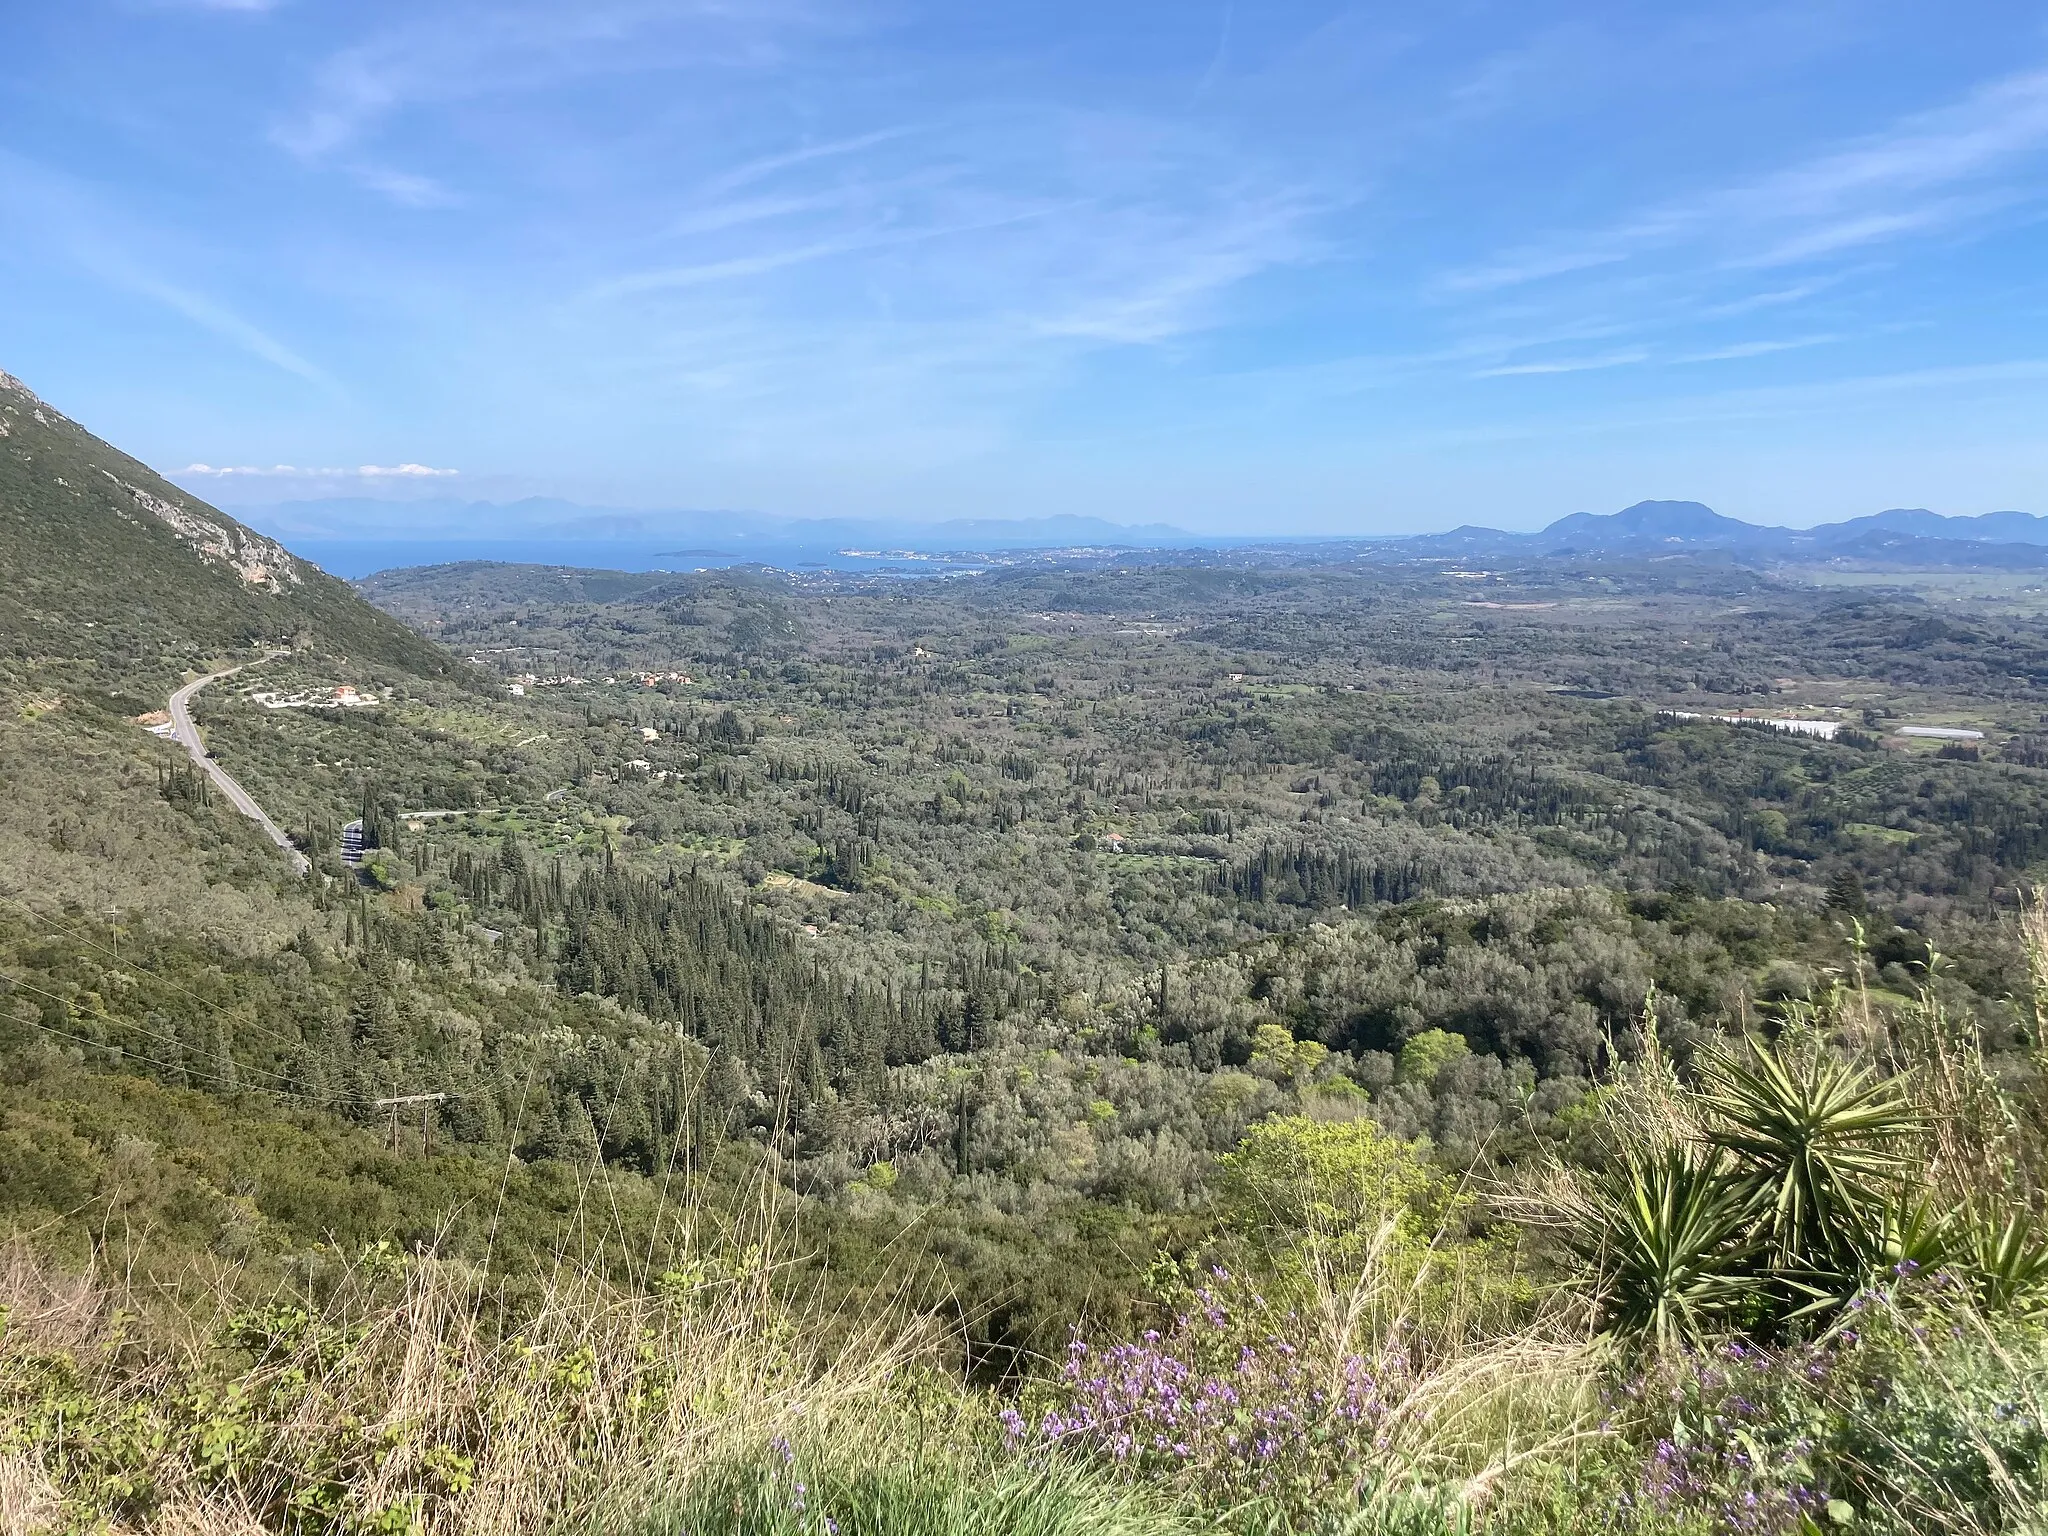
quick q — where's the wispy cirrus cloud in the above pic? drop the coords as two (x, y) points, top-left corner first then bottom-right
(698, 128), (920, 198)
(35, 0), (2045, 529)
(246, 2), (1331, 465)
(1027, 191), (1327, 343)
(1445, 61), (2048, 293)
(1235, 321), (1844, 395)
(566, 88), (1337, 435)
(273, 3), (825, 162)
(1670, 335), (1839, 364)
(583, 239), (872, 298)
(583, 199), (1074, 302)
(118, 272), (341, 393)
(348, 164), (458, 208)
(1415, 357), (2048, 452)
(664, 190), (875, 238)
(0, 150), (342, 395)
(1696, 278), (1846, 318)
(1475, 349), (1647, 377)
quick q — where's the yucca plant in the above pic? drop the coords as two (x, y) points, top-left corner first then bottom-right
(1564, 1145), (1759, 1349)
(1961, 1202), (2048, 1318)
(1698, 1036), (1924, 1275)
(1788, 1189), (1962, 1322)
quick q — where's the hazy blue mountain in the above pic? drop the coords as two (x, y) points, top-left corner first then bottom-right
(1395, 501), (1782, 559)
(1402, 499), (2048, 568)
(1822, 508), (2048, 545)
(1536, 500), (1787, 552)
(218, 489), (2048, 579)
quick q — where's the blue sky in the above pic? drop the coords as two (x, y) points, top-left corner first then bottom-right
(4, 1), (2047, 535)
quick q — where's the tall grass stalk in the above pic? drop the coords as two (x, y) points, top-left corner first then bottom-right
(0, 1233), (970, 1536)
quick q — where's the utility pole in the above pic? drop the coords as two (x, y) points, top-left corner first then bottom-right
(371, 1092), (448, 1155)
(103, 906), (122, 960)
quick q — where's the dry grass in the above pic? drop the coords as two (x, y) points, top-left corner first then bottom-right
(0, 1233), (970, 1536)
(0, 1246), (107, 1358)
(1277, 1216), (1607, 1499)
(0, 1211), (1617, 1535)
(0, 1453), (63, 1536)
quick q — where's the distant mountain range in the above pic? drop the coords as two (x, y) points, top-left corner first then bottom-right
(222, 493), (2048, 578)
(1403, 500), (2048, 569)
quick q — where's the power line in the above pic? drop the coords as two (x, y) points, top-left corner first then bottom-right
(1, 899), (335, 1063)
(6, 986), (465, 1165)
(1, 947), (467, 1115)
(372, 1092), (450, 1155)
(0, 967), (364, 1110)
(2, 910), (467, 1132)
(5, 978), (294, 1101)
(7, 902), (467, 1105)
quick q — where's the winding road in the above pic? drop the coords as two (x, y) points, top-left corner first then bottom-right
(167, 659), (312, 877)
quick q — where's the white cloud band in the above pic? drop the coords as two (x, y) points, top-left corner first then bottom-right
(178, 462), (460, 477)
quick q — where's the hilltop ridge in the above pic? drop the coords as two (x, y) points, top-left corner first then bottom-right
(1397, 497), (2048, 568)
(0, 371), (456, 687)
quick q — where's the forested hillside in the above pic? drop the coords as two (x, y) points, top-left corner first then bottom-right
(13, 394), (2048, 1531)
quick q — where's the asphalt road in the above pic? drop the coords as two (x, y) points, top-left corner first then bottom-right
(167, 661), (312, 877)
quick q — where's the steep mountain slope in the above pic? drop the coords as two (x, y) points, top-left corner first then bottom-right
(0, 371), (455, 686)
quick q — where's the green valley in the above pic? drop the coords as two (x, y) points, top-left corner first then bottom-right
(8, 375), (2048, 1534)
